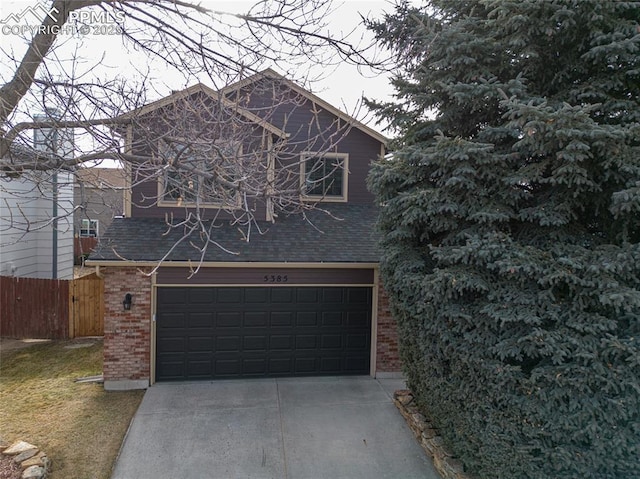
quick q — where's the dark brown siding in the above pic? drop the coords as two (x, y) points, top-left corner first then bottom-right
(127, 81), (383, 220)
(238, 88), (382, 205)
(157, 267), (374, 285)
(130, 179), (265, 220)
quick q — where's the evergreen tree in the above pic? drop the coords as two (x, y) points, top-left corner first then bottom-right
(367, 1), (640, 477)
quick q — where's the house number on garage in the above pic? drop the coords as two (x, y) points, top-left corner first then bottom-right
(263, 274), (288, 283)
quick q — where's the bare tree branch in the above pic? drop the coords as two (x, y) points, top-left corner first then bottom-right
(1, 0), (383, 269)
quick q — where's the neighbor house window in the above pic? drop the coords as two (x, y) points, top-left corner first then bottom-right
(300, 152), (348, 202)
(158, 140), (241, 208)
(80, 219), (98, 237)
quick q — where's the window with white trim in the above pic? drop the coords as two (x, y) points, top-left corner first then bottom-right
(80, 219), (98, 237)
(300, 152), (348, 201)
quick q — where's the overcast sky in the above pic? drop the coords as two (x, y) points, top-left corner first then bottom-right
(1, 0), (397, 133)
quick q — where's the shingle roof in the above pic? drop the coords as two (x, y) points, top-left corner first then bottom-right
(89, 204), (380, 263)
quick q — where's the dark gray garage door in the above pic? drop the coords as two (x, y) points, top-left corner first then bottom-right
(156, 287), (372, 381)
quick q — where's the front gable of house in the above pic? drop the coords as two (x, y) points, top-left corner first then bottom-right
(121, 71), (386, 222)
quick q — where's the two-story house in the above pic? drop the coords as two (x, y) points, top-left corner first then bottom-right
(0, 113), (75, 280)
(73, 167), (126, 262)
(87, 69), (401, 390)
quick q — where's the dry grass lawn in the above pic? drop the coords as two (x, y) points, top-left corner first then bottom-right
(0, 339), (144, 479)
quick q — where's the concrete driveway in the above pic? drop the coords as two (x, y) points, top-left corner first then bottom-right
(111, 376), (440, 479)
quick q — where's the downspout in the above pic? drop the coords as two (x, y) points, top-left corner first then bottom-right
(52, 172), (58, 279)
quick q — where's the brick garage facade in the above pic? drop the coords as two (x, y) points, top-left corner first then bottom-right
(101, 267), (402, 389)
(375, 282), (402, 374)
(102, 267), (152, 390)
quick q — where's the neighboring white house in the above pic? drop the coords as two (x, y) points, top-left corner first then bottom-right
(0, 113), (75, 280)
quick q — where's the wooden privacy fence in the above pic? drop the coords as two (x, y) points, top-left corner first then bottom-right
(0, 276), (69, 339)
(0, 274), (104, 339)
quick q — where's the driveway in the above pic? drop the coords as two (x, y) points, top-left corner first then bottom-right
(111, 376), (440, 479)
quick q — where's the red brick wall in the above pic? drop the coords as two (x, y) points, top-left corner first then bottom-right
(376, 282), (402, 373)
(103, 267), (152, 383)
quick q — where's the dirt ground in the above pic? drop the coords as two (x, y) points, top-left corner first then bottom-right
(0, 338), (52, 354)
(0, 338), (103, 354)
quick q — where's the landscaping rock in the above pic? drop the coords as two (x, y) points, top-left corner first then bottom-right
(20, 452), (48, 469)
(394, 389), (414, 406)
(3, 441), (37, 456)
(21, 465), (45, 479)
(394, 389), (476, 479)
(13, 448), (39, 464)
(2, 440), (50, 479)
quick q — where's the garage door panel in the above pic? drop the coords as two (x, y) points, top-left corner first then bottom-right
(322, 288), (344, 303)
(296, 289), (318, 303)
(270, 335), (293, 350)
(186, 358), (212, 377)
(158, 337), (185, 353)
(321, 334), (342, 349)
(245, 288), (269, 303)
(216, 336), (240, 351)
(244, 335), (267, 351)
(271, 288), (294, 302)
(320, 357), (341, 372)
(321, 311), (343, 326)
(346, 311), (369, 328)
(188, 313), (213, 328)
(217, 288), (242, 303)
(161, 312), (186, 328)
(244, 312), (268, 327)
(345, 356), (368, 371)
(243, 359), (267, 374)
(217, 312), (241, 327)
(188, 336), (213, 352)
(215, 359), (241, 375)
(270, 312), (293, 326)
(158, 288), (188, 305)
(347, 288), (370, 304)
(296, 312), (317, 326)
(157, 355), (185, 379)
(347, 333), (368, 349)
(295, 357), (318, 373)
(269, 358), (293, 374)
(188, 289), (214, 304)
(295, 335), (317, 349)
(156, 286), (371, 381)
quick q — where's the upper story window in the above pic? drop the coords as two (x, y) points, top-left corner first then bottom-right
(158, 140), (241, 208)
(80, 219), (98, 237)
(300, 152), (348, 202)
